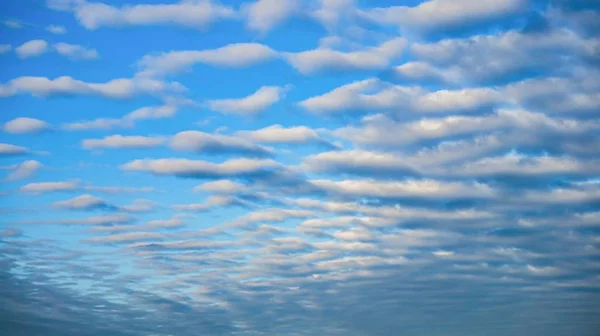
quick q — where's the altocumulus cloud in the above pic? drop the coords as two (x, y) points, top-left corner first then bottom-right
(2, 1), (600, 336)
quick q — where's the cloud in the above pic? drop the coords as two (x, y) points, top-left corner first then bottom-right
(284, 38), (406, 74)
(53, 43), (99, 60)
(86, 231), (167, 244)
(62, 104), (181, 131)
(82, 135), (165, 150)
(0, 76), (185, 99)
(411, 28), (598, 84)
(310, 178), (494, 199)
(46, 24), (67, 34)
(18, 213), (135, 225)
(236, 124), (331, 146)
(62, 118), (133, 131)
(121, 158), (279, 179)
(3, 117), (51, 134)
(303, 150), (416, 176)
(20, 180), (80, 194)
(137, 43), (277, 77)
(60, 0), (235, 30)
(207, 86), (287, 115)
(361, 0), (526, 33)
(173, 195), (249, 212)
(15, 40), (49, 58)
(1, 160), (43, 182)
(52, 194), (115, 210)
(333, 108), (600, 147)
(193, 180), (247, 194)
(170, 131), (272, 157)
(244, 0), (298, 34)
(2, 19), (23, 29)
(299, 78), (502, 114)
(0, 143), (31, 156)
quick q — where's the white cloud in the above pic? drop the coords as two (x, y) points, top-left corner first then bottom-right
(193, 180), (247, 194)
(284, 38), (406, 74)
(304, 150), (415, 174)
(236, 124), (326, 144)
(46, 24), (67, 34)
(21, 213), (135, 225)
(67, 0), (235, 30)
(15, 40), (49, 58)
(62, 118), (133, 131)
(361, 0), (526, 32)
(2, 160), (42, 181)
(411, 28), (596, 83)
(0, 76), (185, 99)
(0, 143), (30, 156)
(170, 131), (272, 156)
(173, 195), (246, 212)
(20, 180), (80, 194)
(121, 158), (279, 178)
(207, 86), (286, 115)
(310, 178), (494, 199)
(119, 199), (157, 213)
(82, 135), (165, 150)
(86, 231), (167, 243)
(54, 43), (99, 60)
(52, 194), (110, 210)
(244, 0), (298, 34)
(137, 43), (277, 77)
(334, 108), (598, 147)
(299, 78), (501, 114)
(3, 19), (23, 29)
(3, 117), (51, 134)
(124, 104), (178, 121)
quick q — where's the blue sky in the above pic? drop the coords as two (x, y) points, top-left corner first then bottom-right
(1, 0), (600, 335)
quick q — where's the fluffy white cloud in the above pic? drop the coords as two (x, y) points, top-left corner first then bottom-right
(361, 0), (526, 32)
(82, 135), (165, 150)
(15, 40), (49, 58)
(137, 43), (277, 77)
(2, 160), (42, 181)
(170, 131), (272, 156)
(207, 86), (286, 115)
(3, 117), (51, 134)
(284, 38), (406, 74)
(64, 0), (235, 30)
(0, 76), (185, 99)
(20, 180), (80, 194)
(121, 158), (279, 178)
(46, 24), (67, 34)
(244, 0), (298, 34)
(53, 43), (99, 60)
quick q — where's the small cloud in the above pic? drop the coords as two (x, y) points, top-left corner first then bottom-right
(2, 160), (43, 182)
(54, 43), (99, 60)
(15, 40), (49, 59)
(46, 24), (67, 34)
(3, 117), (51, 134)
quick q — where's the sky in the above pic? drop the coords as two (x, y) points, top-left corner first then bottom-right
(0, 0), (599, 335)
